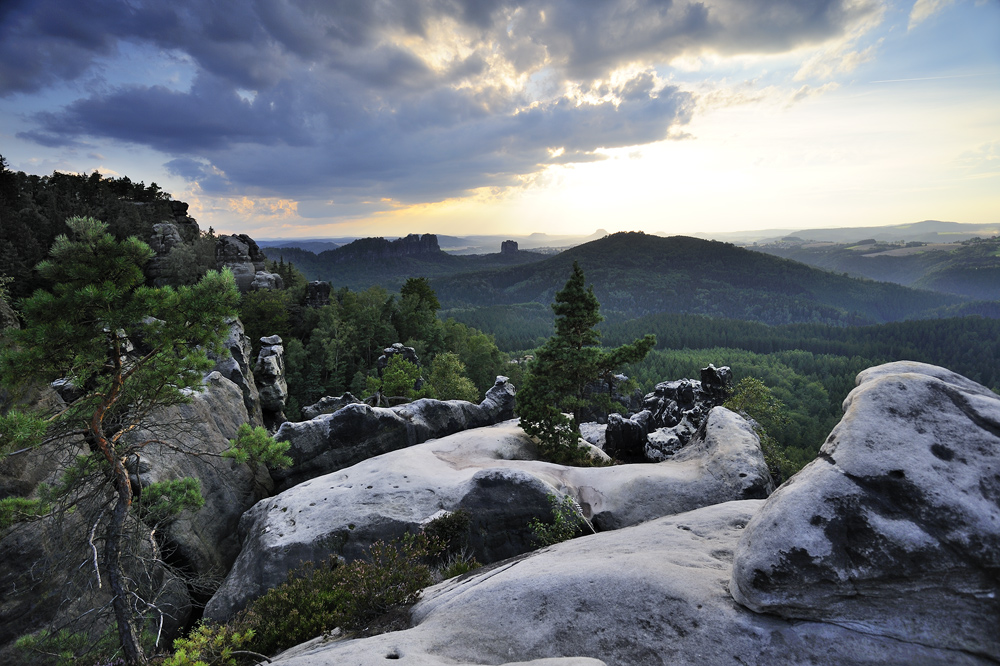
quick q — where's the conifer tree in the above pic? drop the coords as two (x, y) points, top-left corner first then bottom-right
(516, 261), (655, 463)
(0, 217), (240, 665)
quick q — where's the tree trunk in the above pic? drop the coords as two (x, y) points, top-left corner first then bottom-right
(104, 457), (146, 665)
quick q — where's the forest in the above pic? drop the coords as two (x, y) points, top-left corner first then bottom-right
(3, 159), (999, 478)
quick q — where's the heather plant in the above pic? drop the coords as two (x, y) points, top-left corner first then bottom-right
(529, 493), (592, 547)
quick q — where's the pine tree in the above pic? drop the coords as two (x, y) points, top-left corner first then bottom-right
(516, 261), (655, 464)
(0, 217), (240, 665)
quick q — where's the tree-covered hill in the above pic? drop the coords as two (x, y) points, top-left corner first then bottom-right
(756, 236), (1000, 301)
(262, 236), (547, 291)
(432, 231), (970, 326)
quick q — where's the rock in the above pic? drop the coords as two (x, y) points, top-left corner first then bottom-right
(605, 367), (732, 462)
(205, 407), (770, 621)
(266, 500), (985, 666)
(377, 342), (421, 375)
(209, 317), (264, 427)
(578, 422), (606, 449)
(271, 376), (517, 490)
(304, 281), (331, 308)
(216, 234), (267, 292)
(250, 270), (284, 291)
(0, 297), (17, 330)
(604, 410), (652, 462)
(301, 393), (361, 420)
(127, 371), (273, 577)
(147, 222), (185, 286)
(501, 239), (519, 254)
(730, 361), (1000, 660)
(255, 335), (288, 426)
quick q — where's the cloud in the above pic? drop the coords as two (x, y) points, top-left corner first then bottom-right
(2, 0), (881, 214)
(908, 0), (956, 29)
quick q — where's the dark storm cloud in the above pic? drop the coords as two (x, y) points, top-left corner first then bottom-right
(2, 0), (877, 206)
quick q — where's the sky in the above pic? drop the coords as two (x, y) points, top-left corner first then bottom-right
(1, 0), (998, 239)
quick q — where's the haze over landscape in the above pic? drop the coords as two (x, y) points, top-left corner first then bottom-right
(1, 0), (998, 239)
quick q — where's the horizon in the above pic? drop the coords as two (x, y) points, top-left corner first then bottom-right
(1, 1), (998, 239)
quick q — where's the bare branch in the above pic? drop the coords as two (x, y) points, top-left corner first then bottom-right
(88, 508), (105, 589)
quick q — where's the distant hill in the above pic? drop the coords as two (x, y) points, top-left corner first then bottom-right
(431, 232), (974, 327)
(697, 220), (1000, 245)
(755, 236), (1000, 301)
(262, 233), (548, 290)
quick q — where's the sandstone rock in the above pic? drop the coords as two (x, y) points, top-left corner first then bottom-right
(209, 317), (264, 427)
(216, 234), (267, 292)
(255, 335), (288, 426)
(301, 393), (361, 420)
(271, 376), (516, 490)
(730, 361), (1000, 660)
(149, 221), (184, 255)
(250, 270), (284, 291)
(128, 371), (272, 577)
(304, 281), (331, 308)
(267, 500), (985, 666)
(377, 342), (421, 375)
(205, 407), (770, 621)
(501, 239), (519, 254)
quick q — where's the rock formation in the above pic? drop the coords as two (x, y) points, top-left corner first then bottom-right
(376, 342), (421, 375)
(304, 281), (332, 308)
(209, 317), (264, 427)
(270, 376), (517, 490)
(250, 271), (284, 291)
(255, 335), (288, 427)
(329, 234), (440, 263)
(501, 240), (519, 254)
(216, 234), (267, 292)
(255, 363), (998, 666)
(730, 361), (1000, 658)
(204, 405), (770, 621)
(605, 365), (733, 462)
(301, 393), (361, 420)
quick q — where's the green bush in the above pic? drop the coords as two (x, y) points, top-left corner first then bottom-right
(529, 494), (589, 547)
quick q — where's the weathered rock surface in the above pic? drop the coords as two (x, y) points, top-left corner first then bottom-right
(128, 371), (273, 577)
(304, 280), (331, 308)
(268, 500), (986, 666)
(730, 361), (1000, 660)
(216, 234), (267, 292)
(605, 365), (733, 462)
(377, 342), (421, 375)
(250, 270), (284, 291)
(301, 393), (361, 420)
(271, 376), (517, 490)
(205, 407), (771, 621)
(255, 335), (288, 426)
(209, 317), (264, 427)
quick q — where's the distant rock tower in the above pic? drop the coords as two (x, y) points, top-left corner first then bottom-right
(501, 240), (518, 254)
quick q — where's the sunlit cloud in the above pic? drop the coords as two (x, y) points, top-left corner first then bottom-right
(909, 0), (957, 29)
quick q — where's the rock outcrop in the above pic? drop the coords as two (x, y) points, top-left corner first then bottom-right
(204, 405), (770, 621)
(270, 376), (517, 490)
(300, 393), (361, 420)
(267, 499), (989, 666)
(501, 240), (519, 254)
(255, 335), (288, 427)
(250, 271), (284, 291)
(216, 234), (267, 292)
(730, 361), (1000, 659)
(329, 234), (440, 263)
(304, 281), (331, 308)
(606, 365), (733, 462)
(209, 317), (264, 427)
(376, 342), (421, 375)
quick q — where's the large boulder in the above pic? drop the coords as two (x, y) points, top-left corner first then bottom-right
(301, 393), (361, 420)
(216, 234), (266, 292)
(304, 281), (331, 308)
(730, 361), (1000, 659)
(271, 376), (517, 490)
(204, 407), (771, 621)
(266, 500), (985, 666)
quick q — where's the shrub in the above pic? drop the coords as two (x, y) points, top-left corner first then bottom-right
(529, 494), (589, 547)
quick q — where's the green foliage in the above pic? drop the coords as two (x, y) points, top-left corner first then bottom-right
(224, 423), (293, 470)
(439, 551), (482, 579)
(15, 625), (143, 666)
(725, 377), (795, 482)
(0, 496), (50, 529)
(0, 409), (47, 454)
(135, 478), (205, 526)
(426, 352), (480, 402)
(161, 622), (259, 666)
(517, 262), (655, 464)
(529, 494), (587, 547)
(232, 532), (443, 656)
(364, 355), (427, 403)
